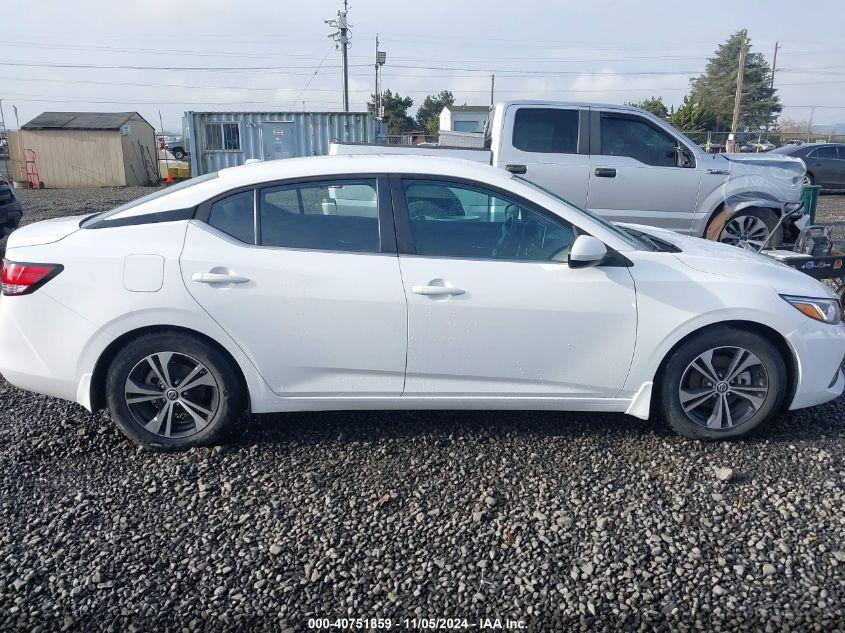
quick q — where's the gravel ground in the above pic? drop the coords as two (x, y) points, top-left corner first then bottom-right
(0, 188), (843, 631)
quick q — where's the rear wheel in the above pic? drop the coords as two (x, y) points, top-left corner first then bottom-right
(106, 332), (244, 450)
(659, 327), (787, 439)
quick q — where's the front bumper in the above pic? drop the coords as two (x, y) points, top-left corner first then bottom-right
(786, 319), (845, 410)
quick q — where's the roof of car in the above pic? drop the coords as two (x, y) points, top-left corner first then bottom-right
(495, 99), (649, 112)
(216, 154), (514, 187)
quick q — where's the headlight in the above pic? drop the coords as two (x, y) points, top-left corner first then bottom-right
(780, 295), (842, 324)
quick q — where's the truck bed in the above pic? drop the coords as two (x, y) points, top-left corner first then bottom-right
(329, 142), (491, 163)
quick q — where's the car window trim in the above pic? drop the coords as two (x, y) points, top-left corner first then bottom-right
(195, 173), (397, 255)
(387, 173), (631, 266)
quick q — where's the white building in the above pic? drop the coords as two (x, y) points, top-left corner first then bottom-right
(438, 105), (489, 133)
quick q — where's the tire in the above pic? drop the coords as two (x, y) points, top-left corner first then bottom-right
(106, 331), (245, 450)
(658, 326), (787, 440)
(707, 206), (781, 250)
(803, 172), (814, 186)
(171, 148), (186, 160)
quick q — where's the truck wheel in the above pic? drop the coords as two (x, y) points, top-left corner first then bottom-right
(706, 207), (781, 250)
(172, 148), (186, 160)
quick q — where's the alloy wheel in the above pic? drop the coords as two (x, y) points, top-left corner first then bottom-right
(124, 351), (220, 438)
(719, 215), (770, 249)
(678, 346), (769, 430)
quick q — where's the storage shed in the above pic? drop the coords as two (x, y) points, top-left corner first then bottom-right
(9, 112), (158, 187)
(185, 111), (375, 176)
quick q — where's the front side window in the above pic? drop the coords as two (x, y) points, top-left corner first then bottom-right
(259, 179), (379, 253)
(208, 190), (254, 243)
(402, 179), (575, 262)
(205, 122), (241, 151)
(600, 115), (679, 167)
(512, 108), (578, 154)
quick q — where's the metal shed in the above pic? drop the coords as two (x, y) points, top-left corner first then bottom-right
(184, 111), (375, 176)
(9, 112), (158, 187)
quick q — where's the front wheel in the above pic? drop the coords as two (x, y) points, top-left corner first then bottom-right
(803, 172), (814, 186)
(709, 207), (780, 250)
(659, 327), (787, 440)
(106, 331), (245, 450)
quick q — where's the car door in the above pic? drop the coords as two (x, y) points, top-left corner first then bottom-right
(180, 176), (408, 397)
(587, 110), (702, 234)
(494, 105), (591, 207)
(806, 145), (840, 187)
(391, 176), (637, 398)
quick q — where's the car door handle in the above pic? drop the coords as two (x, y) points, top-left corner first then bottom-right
(506, 164), (527, 174)
(192, 272), (250, 284)
(411, 284), (465, 296)
(595, 167), (616, 178)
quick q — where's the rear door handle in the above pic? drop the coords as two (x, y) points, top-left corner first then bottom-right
(192, 272), (250, 284)
(506, 164), (527, 174)
(411, 285), (465, 296)
(595, 167), (616, 178)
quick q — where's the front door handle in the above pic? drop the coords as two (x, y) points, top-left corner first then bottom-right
(595, 167), (616, 178)
(192, 271), (250, 284)
(411, 284), (465, 297)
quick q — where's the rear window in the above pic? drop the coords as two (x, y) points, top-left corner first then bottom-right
(512, 108), (578, 154)
(81, 172), (219, 227)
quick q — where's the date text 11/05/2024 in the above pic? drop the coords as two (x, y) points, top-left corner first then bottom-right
(307, 618), (527, 630)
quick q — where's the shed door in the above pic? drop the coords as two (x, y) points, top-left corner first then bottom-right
(261, 122), (296, 160)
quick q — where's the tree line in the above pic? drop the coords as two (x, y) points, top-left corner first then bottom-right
(370, 31), (783, 144)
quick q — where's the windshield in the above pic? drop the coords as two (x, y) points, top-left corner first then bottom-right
(81, 172), (219, 227)
(514, 176), (654, 250)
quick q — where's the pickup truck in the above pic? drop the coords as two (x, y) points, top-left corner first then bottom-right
(331, 101), (806, 247)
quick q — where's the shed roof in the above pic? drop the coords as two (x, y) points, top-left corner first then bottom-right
(22, 111), (150, 130)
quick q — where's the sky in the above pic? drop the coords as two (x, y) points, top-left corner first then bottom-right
(1, 0), (844, 133)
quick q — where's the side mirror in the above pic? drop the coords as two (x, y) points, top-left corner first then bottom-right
(569, 235), (608, 269)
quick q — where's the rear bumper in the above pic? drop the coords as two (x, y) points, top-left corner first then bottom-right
(0, 290), (100, 406)
(787, 319), (845, 410)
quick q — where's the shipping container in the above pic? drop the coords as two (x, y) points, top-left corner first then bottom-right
(184, 111), (375, 176)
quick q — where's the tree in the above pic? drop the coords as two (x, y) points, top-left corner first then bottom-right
(689, 30), (781, 131)
(415, 90), (455, 137)
(626, 96), (668, 118)
(670, 95), (717, 144)
(368, 89), (415, 136)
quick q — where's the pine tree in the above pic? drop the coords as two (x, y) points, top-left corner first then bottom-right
(671, 95), (718, 144)
(626, 96), (669, 118)
(689, 31), (781, 131)
(415, 90), (455, 137)
(368, 90), (415, 136)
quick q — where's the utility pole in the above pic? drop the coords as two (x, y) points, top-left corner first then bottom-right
(374, 34), (380, 117)
(807, 106), (815, 142)
(727, 30), (747, 153)
(763, 41), (778, 141)
(373, 35), (386, 119)
(0, 99), (10, 183)
(490, 74), (495, 106)
(770, 41), (779, 89)
(325, 1), (351, 111)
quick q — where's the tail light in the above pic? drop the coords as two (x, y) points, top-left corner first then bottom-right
(1, 260), (63, 296)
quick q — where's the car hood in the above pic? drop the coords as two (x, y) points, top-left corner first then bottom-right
(5, 215), (86, 248)
(622, 223), (836, 298)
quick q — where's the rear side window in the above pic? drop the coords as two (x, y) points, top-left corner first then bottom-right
(259, 179), (379, 253)
(208, 190), (255, 243)
(599, 115), (678, 167)
(512, 108), (578, 154)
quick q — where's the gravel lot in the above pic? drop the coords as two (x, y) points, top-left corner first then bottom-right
(1, 188), (843, 631)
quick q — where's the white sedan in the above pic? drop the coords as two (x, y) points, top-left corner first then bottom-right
(1, 156), (843, 449)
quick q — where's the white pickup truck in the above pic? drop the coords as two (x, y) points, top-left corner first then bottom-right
(331, 101), (806, 247)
